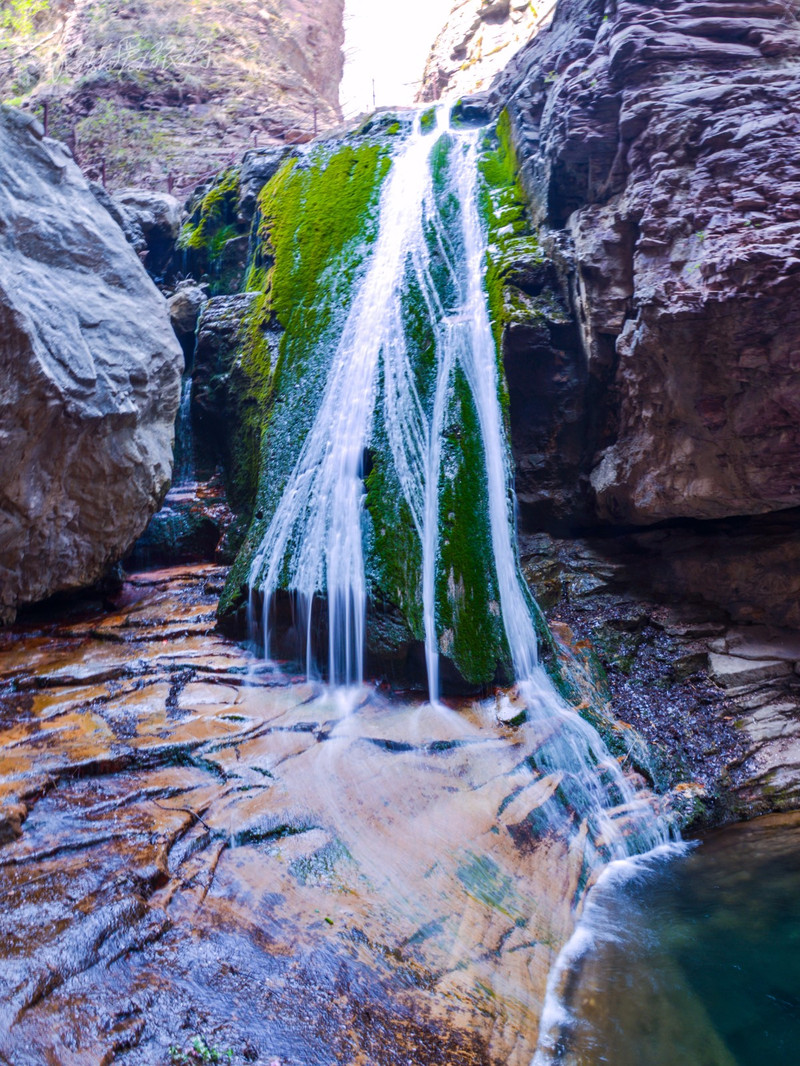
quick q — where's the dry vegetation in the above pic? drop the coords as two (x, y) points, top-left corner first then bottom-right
(0, 0), (344, 191)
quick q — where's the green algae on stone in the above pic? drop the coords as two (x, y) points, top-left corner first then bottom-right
(420, 107), (436, 134)
(220, 139), (393, 616)
(179, 166), (245, 292)
(477, 109), (545, 359)
(436, 365), (511, 685)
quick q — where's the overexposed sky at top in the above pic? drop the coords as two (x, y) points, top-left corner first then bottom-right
(340, 0), (455, 117)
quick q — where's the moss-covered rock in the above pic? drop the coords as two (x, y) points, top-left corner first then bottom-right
(209, 114), (584, 691)
(219, 134), (394, 618)
(178, 168), (246, 293)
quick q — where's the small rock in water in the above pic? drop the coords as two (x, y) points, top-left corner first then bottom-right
(496, 688), (527, 726)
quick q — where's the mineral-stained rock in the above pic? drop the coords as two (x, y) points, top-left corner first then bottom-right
(470, 0), (800, 526)
(0, 106), (183, 623)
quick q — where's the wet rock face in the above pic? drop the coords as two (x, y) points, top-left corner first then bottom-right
(0, 565), (584, 1065)
(477, 0), (800, 525)
(0, 106), (183, 623)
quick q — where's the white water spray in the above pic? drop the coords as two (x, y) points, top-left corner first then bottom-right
(248, 115), (671, 861)
(248, 123), (441, 687)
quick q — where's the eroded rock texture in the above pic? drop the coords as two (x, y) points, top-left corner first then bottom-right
(418, 0), (557, 103)
(472, 0), (800, 526)
(0, 106), (183, 623)
(0, 565), (587, 1066)
(0, 0), (345, 193)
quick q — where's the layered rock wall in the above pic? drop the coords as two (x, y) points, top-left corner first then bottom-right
(469, 0), (800, 526)
(0, 106), (183, 622)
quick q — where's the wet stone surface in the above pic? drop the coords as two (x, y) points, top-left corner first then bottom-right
(521, 533), (800, 825)
(0, 565), (602, 1066)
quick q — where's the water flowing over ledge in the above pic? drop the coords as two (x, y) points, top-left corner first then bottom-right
(243, 112), (674, 870)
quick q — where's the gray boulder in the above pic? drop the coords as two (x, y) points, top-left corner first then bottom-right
(111, 188), (182, 276)
(0, 106), (183, 622)
(168, 280), (208, 356)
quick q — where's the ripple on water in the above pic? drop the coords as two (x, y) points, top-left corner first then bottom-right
(533, 813), (800, 1066)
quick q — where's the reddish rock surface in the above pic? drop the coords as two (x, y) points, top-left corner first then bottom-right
(0, 0), (344, 193)
(0, 566), (593, 1066)
(472, 0), (800, 526)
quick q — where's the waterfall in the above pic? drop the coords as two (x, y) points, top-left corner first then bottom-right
(173, 375), (195, 487)
(247, 123), (443, 686)
(247, 114), (671, 861)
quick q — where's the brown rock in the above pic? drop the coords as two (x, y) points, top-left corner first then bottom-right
(0, 0), (345, 193)
(473, 0), (800, 525)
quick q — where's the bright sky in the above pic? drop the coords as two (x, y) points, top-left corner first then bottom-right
(340, 0), (455, 117)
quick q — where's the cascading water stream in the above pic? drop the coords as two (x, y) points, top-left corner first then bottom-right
(248, 126), (442, 686)
(248, 111), (672, 862)
(447, 134), (671, 863)
(173, 375), (195, 488)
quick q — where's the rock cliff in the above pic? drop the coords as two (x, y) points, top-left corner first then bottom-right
(464, 0), (800, 527)
(419, 0), (557, 103)
(0, 0), (344, 193)
(0, 106), (183, 622)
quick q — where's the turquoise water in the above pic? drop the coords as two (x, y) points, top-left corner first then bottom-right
(545, 813), (800, 1066)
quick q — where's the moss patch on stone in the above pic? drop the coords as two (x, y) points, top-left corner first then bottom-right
(478, 108), (546, 412)
(436, 365), (510, 685)
(420, 107), (436, 133)
(179, 167), (244, 291)
(220, 139), (392, 615)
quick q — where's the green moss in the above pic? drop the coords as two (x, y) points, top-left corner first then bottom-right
(178, 166), (245, 292)
(221, 140), (392, 614)
(420, 107), (436, 133)
(436, 366), (510, 685)
(477, 109), (545, 425)
(1, 0), (50, 35)
(386, 121), (401, 136)
(365, 434), (425, 642)
(179, 166), (241, 252)
(218, 121), (562, 691)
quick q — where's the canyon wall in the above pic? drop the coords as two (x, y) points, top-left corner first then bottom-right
(0, 0), (345, 193)
(463, 0), (800, 529)
(419, 0), (557, 103)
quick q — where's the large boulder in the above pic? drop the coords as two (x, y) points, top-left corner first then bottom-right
(111, 189), (183, 277)
(471, 0), (800, 525)
(0, 106), (183, 623)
